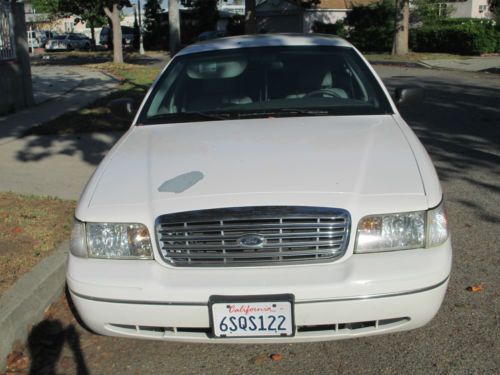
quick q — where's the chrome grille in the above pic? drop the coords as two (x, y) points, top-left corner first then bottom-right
(156, 206), (351, 267)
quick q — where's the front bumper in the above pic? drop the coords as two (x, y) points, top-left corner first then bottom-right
(67, 239), (452, 343)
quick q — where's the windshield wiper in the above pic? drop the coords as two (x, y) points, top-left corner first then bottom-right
(183, 111), (234, 120)
(146, 111), (233, 123)
(234, 109), (330, 118)
(276, 108), (329, 115)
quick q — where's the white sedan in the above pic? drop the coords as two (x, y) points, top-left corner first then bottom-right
(68, 34), (451, 343)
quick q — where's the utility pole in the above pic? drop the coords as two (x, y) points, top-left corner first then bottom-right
(138, 0), (144, 55)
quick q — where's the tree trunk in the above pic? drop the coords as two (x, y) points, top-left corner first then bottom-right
(392, 0), (409, 55)
(245, 0), (256, 34)
(169, 0), (181, 55)
(11, 1), (34, 108)
(90, 24), (96, 49)
(104, 4), (123, 63)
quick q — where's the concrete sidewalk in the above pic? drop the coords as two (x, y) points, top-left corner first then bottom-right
(420, 55), (500, 73)
(31, 66), (83, 105)
(0, 66), (120, 200)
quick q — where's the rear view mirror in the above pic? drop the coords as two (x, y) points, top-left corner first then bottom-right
(109, 98), (135, 120)
(394, 87), (424, 107)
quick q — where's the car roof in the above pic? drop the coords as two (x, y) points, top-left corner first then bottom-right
(177, 33), (353, 57)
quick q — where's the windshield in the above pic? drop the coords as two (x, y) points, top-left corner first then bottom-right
(139, 46), (392, 125)
(53, 35), (67, 40)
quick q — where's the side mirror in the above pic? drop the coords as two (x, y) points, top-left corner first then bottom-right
(394, 87), (424, 107)
(109, 98), (135, 120)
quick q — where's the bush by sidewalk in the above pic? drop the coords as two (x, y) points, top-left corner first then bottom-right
(411, 18), (499, 55)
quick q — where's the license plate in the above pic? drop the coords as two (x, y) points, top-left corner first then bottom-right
(210, 295), (294, 338)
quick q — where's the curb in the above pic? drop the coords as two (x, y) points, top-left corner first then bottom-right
(0, 241), (68, 371)
(368, 60), (429, 69)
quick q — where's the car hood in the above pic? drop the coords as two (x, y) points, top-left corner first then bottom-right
(82, 115), (426, 219)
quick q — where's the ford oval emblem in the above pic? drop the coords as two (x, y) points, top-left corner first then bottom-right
(238, 234), (265, 248)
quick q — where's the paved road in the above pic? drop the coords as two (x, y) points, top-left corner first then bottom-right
(5, 66), (500, 374)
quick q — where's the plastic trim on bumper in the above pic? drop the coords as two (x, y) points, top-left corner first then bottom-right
(68, 276), (449, 306)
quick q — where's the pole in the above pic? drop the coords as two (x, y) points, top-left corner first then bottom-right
(138, 0), (144, 55)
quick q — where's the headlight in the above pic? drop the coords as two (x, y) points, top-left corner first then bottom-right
(70, 221), (153, 259)
(70, 220), (87, 257)
(355, 200), (448, 253)
(426, 200), (448, 248)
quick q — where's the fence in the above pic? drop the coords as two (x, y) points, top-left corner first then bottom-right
(0, 1), (16, 60)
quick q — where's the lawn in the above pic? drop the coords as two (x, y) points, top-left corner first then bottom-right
(0, 193), (75, 296)
(24, 63), (161, 136)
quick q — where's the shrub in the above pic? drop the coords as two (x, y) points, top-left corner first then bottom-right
(312, 20), (346, 38)
(411, 18), (499, 55)
(311, 0), (395, 52)
(226, 15), (245, 36)
(344, 0), (395, 52)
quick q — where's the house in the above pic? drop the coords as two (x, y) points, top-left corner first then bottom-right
(256, 0), (379, 34)
(444, 0), (493, 19)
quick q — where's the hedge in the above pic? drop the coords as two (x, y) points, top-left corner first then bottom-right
(411, 19), (499, 55)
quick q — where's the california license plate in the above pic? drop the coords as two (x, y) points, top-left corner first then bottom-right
(210, 295), (294, 338)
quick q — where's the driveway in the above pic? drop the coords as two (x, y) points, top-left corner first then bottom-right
(4, 66), (500, 374)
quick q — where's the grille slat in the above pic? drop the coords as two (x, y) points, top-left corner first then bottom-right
(161, 230), (345, 242)
(156, 206), (350, 267)
(159, 222), (346, 232)
(166, 249), (341, 259)
(162, 240), (344, 250)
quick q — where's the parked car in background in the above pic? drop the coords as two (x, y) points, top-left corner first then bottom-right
(195, 30), (227, 41)
(68, 34), (451, 343)
(45, 33), (91, 51)
(99, 26), (135, 47)
(28, 30), (49, 48)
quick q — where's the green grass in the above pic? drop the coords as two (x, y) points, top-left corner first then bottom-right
(24, 63), (161, 136)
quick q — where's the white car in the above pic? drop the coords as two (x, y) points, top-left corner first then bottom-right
(45, 33), (91, 51)
(68, 34), (452, 343)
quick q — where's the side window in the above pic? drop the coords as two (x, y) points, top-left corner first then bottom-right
(147, 62), (185, 116)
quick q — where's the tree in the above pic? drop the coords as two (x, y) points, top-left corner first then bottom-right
(144, 0), (163, 49)
(488, 0), (499, 21)
(29, 0), (60, 17)
(169, 0), (180, 55)
(103, 0), (131, 63)
(411, 0), (453, 24)
(59, 0), (107, 47)
(392, 0), (409, 55)
(244, 0), (256, 34)
(192, 0), (218, 34)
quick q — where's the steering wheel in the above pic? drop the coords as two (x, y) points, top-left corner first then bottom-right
(305, 88), (343, 98)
